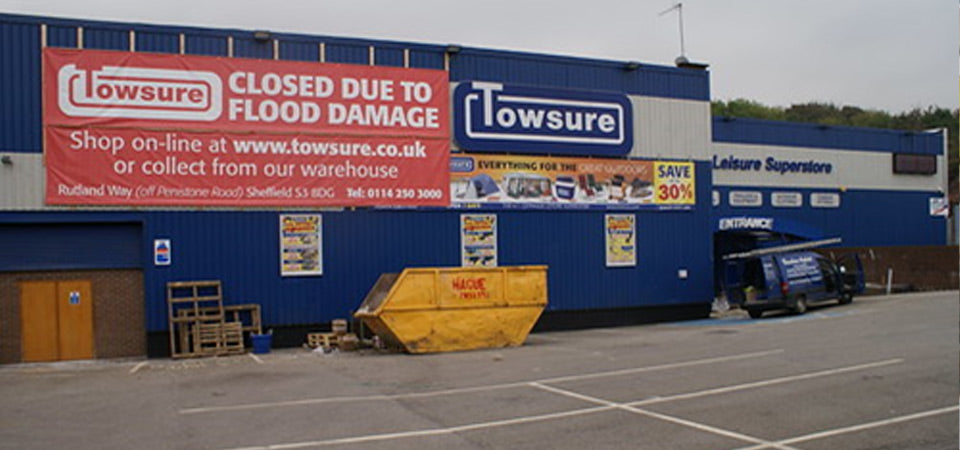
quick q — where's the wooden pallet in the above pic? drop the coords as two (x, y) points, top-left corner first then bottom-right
(306, 332), (339, 349)
(166, 281), (252, 358)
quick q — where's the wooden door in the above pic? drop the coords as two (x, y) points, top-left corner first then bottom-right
(20, 281), (60, 362)
(56, 281), (94, 360)
(19, 280), (94, 361)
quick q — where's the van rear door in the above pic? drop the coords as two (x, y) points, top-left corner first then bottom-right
(836, 253), (865, 294)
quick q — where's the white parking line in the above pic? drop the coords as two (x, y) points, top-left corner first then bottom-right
(531, 382), (798, 450)
(181, 349), (783, 415)
(627, 358), (904, 407)
(219, 358), (901, 450)
(737, 405), (960, 449)
(248, 353), (264, 364)
(128, 361), (148, 375)
(223, 405), (615, 450)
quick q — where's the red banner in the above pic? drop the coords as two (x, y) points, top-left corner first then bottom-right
(45, 127), (448, 206)
(43, 48), (450, 206)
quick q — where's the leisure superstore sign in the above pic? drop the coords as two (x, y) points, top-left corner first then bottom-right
(43, 48), (450, 207)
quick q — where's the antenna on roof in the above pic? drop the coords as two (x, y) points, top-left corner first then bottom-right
(659, 2), (687, 64)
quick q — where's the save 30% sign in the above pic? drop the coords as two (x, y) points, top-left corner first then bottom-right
(653, 161), (696, 205)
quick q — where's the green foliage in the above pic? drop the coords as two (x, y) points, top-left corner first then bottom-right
(713, 99), (959, 200)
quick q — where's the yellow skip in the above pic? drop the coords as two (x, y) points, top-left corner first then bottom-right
(354, 266), (548, 353)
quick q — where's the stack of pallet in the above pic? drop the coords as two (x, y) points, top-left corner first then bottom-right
(306, 319), (358, 351)
(166, 280), (261, 358)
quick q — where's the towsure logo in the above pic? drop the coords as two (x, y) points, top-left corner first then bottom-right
(453, 82), (633, 156)
(58, 64), (222, 121)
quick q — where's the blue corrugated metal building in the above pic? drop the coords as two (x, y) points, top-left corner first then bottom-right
(0, 13), (947, 362)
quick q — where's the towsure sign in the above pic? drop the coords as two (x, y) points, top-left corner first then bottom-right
(453, 82), (633, 156)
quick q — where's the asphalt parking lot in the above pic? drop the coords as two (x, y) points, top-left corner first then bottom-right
(1, 290), (957, 449)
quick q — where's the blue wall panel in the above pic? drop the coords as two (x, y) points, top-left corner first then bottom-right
(133, 162), (713, 332)
(135, 30), (179, 53)
(449, 49), (709, 100)
(234, 37), (273, 59)
(185, 34), (227, 56)
(325, 43), (369, 65)
(0, 21), (41, 152)
(712, 186), (946, 246)
(375, 46), (404, 67)
(279, 40), (319, 62)
(83, 27), (129, 51)
(713, 117), (944, 155)
(409, 49), (444, 70)
(0, 222), (142, 271)
(46, 24), (77, 48)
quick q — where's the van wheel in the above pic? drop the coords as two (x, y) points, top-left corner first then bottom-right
(747, 308), (763, 319)
(838, 292), (853, 305)
(791, 296), (808, 315)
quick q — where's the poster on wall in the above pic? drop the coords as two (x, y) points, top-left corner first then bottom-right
(605, 214), (636, 267)
(929, 197), (949, 217)
(461, 214), (497, 267)
(280, 214), (322, 276)
(450, 153), (695, 211)
(42, 48), (450, 207)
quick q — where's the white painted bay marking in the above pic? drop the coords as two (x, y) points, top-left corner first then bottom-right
(737, 405), (960, 449)
(180, 349), (783, 414)
(216, 357), (899, 450)
(128, 361), (148, 375)
(248, 353), (264, 364)
(627, 358), (904, 407)
(222, 405), (614, 450)
(530, 382), (797, 450)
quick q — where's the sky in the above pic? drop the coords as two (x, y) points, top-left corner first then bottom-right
(1, 0), (957, 113)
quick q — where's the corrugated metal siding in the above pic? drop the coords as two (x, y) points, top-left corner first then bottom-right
(234, 36), (273, 59)
(0, 21), (41, 152)
(185, 34), (228, 56)
(711, 186), (946, 247)
(713, 117), (943, 155)
(134, 30), (179, 53)
(449, 49), (709, 100)
(0, 222), (142, 271)
(631, 95), (712, 160)
(83, 26), (129, 50)
(279, 40), (319, 62)
(46, 24), (77, 47)
(0, 153), (44, 208)
(409, 49), (444, 70)
(130, 163), (712, 331)
(374, 46), (404, 67)
(324, 42), (369, 65)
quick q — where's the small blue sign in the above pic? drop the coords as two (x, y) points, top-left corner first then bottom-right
(454, 82), (633, 156)
(69, 291), (80, 305)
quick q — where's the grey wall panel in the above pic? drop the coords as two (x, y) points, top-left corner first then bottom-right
(630, 96), (712, 161)
(712, 142), (946, 192)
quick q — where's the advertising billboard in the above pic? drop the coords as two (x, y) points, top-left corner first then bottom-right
(43, 48), (450, 207)
(450, 153), (694, 210)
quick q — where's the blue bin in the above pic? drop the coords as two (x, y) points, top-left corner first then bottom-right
(251, 333), (272, 354)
